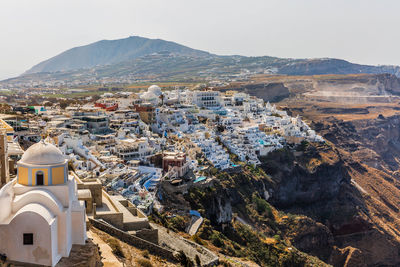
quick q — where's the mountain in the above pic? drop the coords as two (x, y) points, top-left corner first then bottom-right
(24, 36), (212, 74)
(3, 36), (400, 87)
(278, 58), (400, 76)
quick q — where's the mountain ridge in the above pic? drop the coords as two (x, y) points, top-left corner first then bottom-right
(3, 35), (400, 86)
(24, 35), (212, 74)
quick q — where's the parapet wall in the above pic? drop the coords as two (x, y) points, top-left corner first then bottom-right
(135, 228), (159, 243)
(95, 212), (124, 230)
(89, 218), (176, 262)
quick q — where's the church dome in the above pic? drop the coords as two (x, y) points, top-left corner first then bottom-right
(141, 91), (158, 100)
(148, 85), (162, 96)
(20, 141), (66, 165)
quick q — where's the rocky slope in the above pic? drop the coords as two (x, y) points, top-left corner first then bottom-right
(159, 139), (400, 266)
(313, 115), (400, 172)
(221, 73), (400, 104)
(278, 59), (400, 77)
(262, 144), (400, 266)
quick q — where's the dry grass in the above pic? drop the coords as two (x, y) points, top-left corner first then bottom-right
(263, 237), (278, 245)
(90, 226), (176, 267)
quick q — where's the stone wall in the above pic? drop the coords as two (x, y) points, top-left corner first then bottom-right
(95, 212), (124, 230)
(126, 206), (138, 216)
(89, 218), (176, 262)
(135, 228), (159, 243)
(126, 202), (147, 218)
(123, 219), (149, 232)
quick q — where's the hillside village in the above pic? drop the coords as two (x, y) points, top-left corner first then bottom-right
(0, 84), (324, 266)
(2, 85), (322, 207)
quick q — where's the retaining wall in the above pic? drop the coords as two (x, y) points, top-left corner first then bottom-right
(89, 218), (177, 262)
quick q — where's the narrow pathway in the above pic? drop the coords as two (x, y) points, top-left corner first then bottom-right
(87, 230), (123, 267)
(188, 216), (203, 236)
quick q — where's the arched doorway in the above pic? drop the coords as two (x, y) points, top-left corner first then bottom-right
(36, 171), (44, 186)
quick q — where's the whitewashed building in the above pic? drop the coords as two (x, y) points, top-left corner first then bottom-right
(0, 142), (86, 266)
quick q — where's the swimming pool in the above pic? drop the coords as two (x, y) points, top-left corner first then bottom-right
(193, 176), (206, 183)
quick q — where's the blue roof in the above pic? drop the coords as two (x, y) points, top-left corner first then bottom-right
(190, 210), (201, 217)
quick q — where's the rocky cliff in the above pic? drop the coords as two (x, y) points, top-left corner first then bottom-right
(313, 115), (400, 172)
(171, 140), (400, 266)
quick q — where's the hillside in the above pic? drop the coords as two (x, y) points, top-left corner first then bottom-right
(3, 36), (400, 88)
(24, 36), (212, 74)
(278, 58), (400, 77)
(218, 73), (400, 104)
(157, 139), (400, 266)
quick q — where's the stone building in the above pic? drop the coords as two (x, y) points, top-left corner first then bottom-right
(162, 151), (189, 177)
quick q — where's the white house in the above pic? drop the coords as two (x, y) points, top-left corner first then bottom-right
(188, 90), (222, 108)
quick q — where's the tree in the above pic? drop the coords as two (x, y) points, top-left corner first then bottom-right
(159, 94), (165, 106)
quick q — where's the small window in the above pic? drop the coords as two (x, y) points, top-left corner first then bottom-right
(36, 171), (44, 186)
(23, 233), (33, 245)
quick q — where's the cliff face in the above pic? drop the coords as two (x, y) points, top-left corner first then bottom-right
(259, 145), (350, 208)
(314, 115), (400, 172)
(309, 115), (400, 266)
(231, 73), (400, 105)
(206, 190), (233, 225)
(243, 83), (291, 103)
(376, 73), (400, 95)
(263, 143), (400, 266)
(182, 166), (333, 266)
(179, 140), (400, 266)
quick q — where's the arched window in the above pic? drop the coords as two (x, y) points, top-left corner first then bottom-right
(36, 171), (44, 186)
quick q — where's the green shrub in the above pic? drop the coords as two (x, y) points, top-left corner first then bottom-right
(198, 219), (213, 240)
(296, 140), (309, 151)
(210, 167), (218, 176)
(169, 215), (187, 232)
(191, 234), (205, 245)
(273, 234), (281, 241)
(210, 232), (224, 248)
(252, 194), (273, 218)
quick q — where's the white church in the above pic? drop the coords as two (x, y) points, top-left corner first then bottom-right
(0, 141), (86, 266)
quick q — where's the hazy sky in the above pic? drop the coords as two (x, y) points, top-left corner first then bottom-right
(1, 0), (400, 80)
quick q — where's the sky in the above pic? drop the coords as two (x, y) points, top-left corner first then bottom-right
(1, 0), (400, 80)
